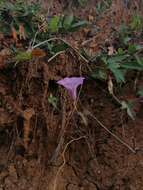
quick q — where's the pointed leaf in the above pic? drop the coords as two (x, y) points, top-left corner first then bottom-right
(121, 62), (143, 70)
(63, 14), (74, 29)
(110, 67), (125, 83)
(49, 16), (60, 33)
(121, 101), (135, 120)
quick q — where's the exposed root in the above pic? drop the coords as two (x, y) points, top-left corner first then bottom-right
(84, 110), (136, 153)
(22, 108), (35, 149)
(53, 136), (86, 190)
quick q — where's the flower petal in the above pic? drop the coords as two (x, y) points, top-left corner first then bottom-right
(57, 77), (85, 99)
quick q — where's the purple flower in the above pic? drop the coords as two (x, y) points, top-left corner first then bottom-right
(57, 77), (85, 100)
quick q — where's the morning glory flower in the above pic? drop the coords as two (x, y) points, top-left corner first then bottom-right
(57, 77), (85, 100)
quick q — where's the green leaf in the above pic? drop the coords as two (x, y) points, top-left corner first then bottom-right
(48, 16), (60, 33)
(128, 44), (137, 54)
(130, 14), (143, 31)
(121, 62), (143, 70)
(137, 88), (143, 97)
(135, 55), (143, 66)
(121, 101), (135, 120)
(107, 55), (128, 64)
(101, 56), (108, 64)
(48, 94), (58, 109)
(14, 51), (32, 62)
(128, 44), (143, 54)
(110, 67), (125, 83)
(106, 57), (125, 83)
(112, 69), (125, 83)
(117, 48), (124, 55)
(124, 37), (131, 45)
(70, 20), (87, 29)
(91, 70), (107, 81)
(50, 43), (68, 54)
(78, 0), (87, 6)
(62, 14), (74, 30)
(107, 61), (120, 69)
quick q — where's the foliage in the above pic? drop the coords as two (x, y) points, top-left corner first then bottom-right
(96, 0), (112, 15)
(121, 100), (136, 120)
(70, 0), (87, 7)
(91, 45), (143, 83)
(76, 0), (87, 7)
(130, 14), (143, 31)
(48, 94), (58, 109)
(0, 0), (87, 41)
(91, 28), (143, 120)
(14, 50), (32, 63)
(91, 45), (143, 120)
(0, 0), (40, 35)
(137, 88), (143, 97)
(118, 14), (143, 46)
(48, 14), (87, 34)
(0, 0), (87, 64)
(91, 24), (143, 82)
(0, 0), (142, 122)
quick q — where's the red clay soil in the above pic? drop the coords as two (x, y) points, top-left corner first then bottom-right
(0, 0), (143, 190)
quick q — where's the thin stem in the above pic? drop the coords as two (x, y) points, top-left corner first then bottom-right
(112, 92), (121, 105)
(53, 136), (86, 190)
(47, 51), (65, 62)
(84, 110), (136, 153)
(29, 30), (39, 49)
(32, 37), (89, 63)
(102, 0), (110, 7)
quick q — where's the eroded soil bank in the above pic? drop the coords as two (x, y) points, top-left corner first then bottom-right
(0, 0), (143, 189)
